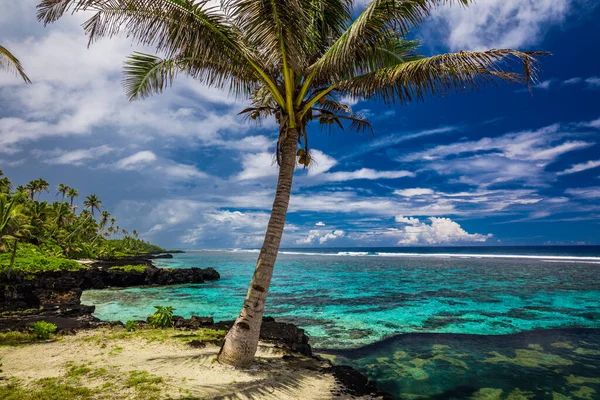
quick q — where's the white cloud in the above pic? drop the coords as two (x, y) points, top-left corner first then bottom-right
(306, 150), (338, 176)
(427, 0), (572, 51)
(393, 216), (493, 245)
(565, 187), (600, 199)
(563, 77), (582, 85)
(158, 163), (208, 180)
(557, 160), (600, 176)
(236, 152), (277, 180)
(39, 145), (113, 166)
(296, 229), (345, 245)
(582, 117), (600, 129)
(585, 77), (600, 88)
(115, 151), (158, 170)
(404, 124), (595, 187)
(394, 188), (435, 197)
(180, 210), (300, 247)
(315, 221), (326, 227)
(321, 168), (414, 182)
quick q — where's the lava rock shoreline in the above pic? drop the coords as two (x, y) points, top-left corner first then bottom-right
(0, 254), (393, 399)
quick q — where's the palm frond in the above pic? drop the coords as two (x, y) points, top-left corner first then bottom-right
(122, 53), (180, 101)
(123, 51), (260, 100)
(337, 49), (550, 104)
(311, 108), (373, 135)
(310, 0), (469, 78)
(0, 45), (31, 83)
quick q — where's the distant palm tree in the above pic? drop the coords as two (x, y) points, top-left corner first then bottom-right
(56, 184), (71, 200)
(35, 179), (50, 200)
(52, 201), (72, 229)
(0, 45), (31, 83)
(83, 194), (102, 216)
(0, 170), (11, 195)
(39, 0), (547, 367)
(66, 188), (79, 209)
(25, 181), (36, 200)
(99, 210), (110, 230)
(0, 193), (30, 277)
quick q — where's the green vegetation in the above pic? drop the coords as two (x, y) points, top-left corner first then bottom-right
(108, 264), (148, 273)
(0, 330), (39, 346)
(124, 320), (138, 332)
(0, 378), (93, 400)
(148, 306), (175, 329)
(37, 0), (547, 367)
(0, 171), (164, 275)
(32, 321), (58, 340)
(0, 364), (167, 400)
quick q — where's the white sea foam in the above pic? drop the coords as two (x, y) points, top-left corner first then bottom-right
(205, 248), (600, 262)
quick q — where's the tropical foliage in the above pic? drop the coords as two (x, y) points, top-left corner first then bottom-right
(0, 172), (164, 274)
(37, 0), (547, 366)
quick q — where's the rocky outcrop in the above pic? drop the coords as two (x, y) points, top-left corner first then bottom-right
(211, 316), (312, 356)
(0, 263), (219, 331)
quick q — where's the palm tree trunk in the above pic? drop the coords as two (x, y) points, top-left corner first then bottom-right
(218, 127), (298, 367)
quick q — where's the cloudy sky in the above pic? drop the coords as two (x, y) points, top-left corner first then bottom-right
(1, 0), (599, 248)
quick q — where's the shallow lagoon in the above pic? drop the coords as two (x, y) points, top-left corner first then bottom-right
(82, 249), (600, 398)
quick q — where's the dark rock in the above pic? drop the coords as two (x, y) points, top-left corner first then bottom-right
(149, 254), (174, 259)
(0, 263), (220, 332)
(187, 340), (206, 349)
(326, 365), (394, 400)
(210, 316), (312, 356)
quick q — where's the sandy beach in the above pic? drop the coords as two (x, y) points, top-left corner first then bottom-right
(0, 327), (382, 399)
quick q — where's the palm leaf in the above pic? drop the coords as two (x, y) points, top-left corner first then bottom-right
(338, 49), (549, 104)
(0, 45), (31, 83)
(309, 0), (470, 78)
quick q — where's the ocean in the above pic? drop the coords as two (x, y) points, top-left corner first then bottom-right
(82, 246), (600, 399)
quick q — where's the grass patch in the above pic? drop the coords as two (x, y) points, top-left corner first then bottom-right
(108, 264), (147, 273)
(0, 331), (40, 346)
(84, 326), (226, 345)
(0, 378), (93, 400)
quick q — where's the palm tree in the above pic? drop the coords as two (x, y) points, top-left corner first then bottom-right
(39, 0), (546, 366)
(0, 45), (31, 83)
(99, 210), (110, 231)
(56, 184), (71, 200)
(25, 181), (36, 200)
(0, 193), (30, 277)
(35, 178), (50, 200)
(66, 188), (79, 209)
(0, 170), (11, 195)
(83, 194), (102, 216)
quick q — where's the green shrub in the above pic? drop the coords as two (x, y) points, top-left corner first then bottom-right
(109, 265), (147, 273)
(32, 321), (58, 340)
(124, 320), (138, 332)
(0, 244), (84, 274)
(148, 306), (175, 329)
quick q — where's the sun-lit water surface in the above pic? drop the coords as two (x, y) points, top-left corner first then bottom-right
(82, 249), (600, 348)
(82, 248), (600, 399)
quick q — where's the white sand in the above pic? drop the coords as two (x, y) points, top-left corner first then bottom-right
(0, 329), (374, 399)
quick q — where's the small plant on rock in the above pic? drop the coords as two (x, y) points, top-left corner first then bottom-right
(32, 321), (57, 340)
(148, 306), (175, 329)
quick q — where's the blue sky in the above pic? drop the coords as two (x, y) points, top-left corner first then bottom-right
(1, 0), (599, 248)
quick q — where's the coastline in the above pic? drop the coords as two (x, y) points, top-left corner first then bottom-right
(0, 255), (394, 399)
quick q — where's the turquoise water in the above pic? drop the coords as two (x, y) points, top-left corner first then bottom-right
(82, 249), (600, 348)
(81, 248), (600, 398)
